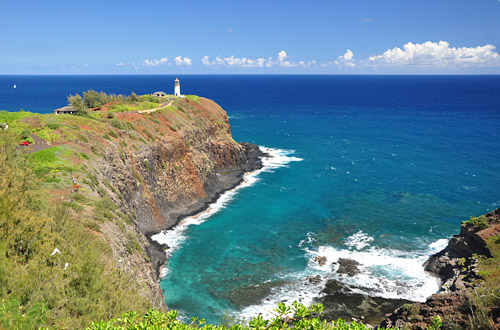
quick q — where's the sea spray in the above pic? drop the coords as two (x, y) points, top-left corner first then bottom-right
(151, 147), (303, 277)
(238, 235), (449, 321)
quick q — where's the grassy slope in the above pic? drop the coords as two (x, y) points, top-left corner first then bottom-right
(0, 96), (239, 328)
(473, 218), (500, 328)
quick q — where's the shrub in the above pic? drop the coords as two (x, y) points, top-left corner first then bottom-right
(86, 303), (384, 330)
(111, 119), (126, 130)
(46, 122), (61, 130)
(128, 92), (139, 102)
(462, 215), (489, 230)
(21, 128), (31, 139)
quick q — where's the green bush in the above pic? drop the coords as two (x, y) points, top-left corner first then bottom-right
(128, 92), (139, 102)
(86, 303), (386, 330)
(462, 215), (489, 230)
(21, 128), (31, 139)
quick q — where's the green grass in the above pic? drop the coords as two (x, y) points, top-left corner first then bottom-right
(184, 95), (201, 103)
(108, 99), (164, 113)
(0, 110), (37, 123)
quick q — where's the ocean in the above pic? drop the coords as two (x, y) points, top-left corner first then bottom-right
(2, 75), (500, 323)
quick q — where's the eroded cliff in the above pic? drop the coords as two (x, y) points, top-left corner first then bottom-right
(81, 97), (262, 307)
(2, 96), (262, 319)
(381, 209), (500, 329)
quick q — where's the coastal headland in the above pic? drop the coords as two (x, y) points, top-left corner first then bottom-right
(0, 93), (262, 327)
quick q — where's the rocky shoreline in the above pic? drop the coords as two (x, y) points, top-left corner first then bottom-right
(146, 142), (264, 277)
(303, 209), (500, 329)
(381, 208), (500, 329)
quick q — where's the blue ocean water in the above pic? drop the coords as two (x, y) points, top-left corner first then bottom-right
(2, 75), (500, 322)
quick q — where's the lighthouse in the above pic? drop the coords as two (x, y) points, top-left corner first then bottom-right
(174, 78), (181, 97)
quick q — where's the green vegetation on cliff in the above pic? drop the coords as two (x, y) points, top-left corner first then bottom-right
(0, 93), (249, 328)
(0, 132), (151, 329)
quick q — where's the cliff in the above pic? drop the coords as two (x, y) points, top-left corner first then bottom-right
(82, 97), (262, 306)
(0, 95), (262, 327)
(381, 209), (500, 329)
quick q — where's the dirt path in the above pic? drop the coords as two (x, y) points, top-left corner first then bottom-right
(138, 99), (174, 114)
(28, 133), (50, 152)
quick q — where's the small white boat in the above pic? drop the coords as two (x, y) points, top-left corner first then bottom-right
(13, 84), (16, 88)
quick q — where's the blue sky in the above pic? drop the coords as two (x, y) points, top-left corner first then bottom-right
(1, 0), (499, 74)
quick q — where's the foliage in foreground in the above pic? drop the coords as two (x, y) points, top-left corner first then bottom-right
(87, 303), (390, 330)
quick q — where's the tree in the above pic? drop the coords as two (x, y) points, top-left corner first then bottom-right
(68, 94), (88, 116)
(83, 90), (102, 108)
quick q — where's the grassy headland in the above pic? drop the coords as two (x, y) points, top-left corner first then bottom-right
(0, 91), (232, 328)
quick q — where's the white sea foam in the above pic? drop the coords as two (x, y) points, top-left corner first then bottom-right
(237, 235), (450, 321)
(344, 230), (374, 250)
(298, 232), (316, 248)
(239, 271), (327, 321)
(304, 244), (441, 302)
(151, 146), (303, 277)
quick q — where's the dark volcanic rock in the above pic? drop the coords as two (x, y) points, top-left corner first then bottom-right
(227, 281), (284, 309)
(381, 208), (500, 329)
(318, 279), (412, 325)
(307, 275), (322, 284)
(336, 258), (361, 277)
(322, 279), (351, 295)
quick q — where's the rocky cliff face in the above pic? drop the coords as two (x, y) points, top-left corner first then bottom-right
(79, 97), (262, 309)
(381, 209), (500, 329)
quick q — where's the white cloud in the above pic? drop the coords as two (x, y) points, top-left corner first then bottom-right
(201, 55), (269, 67)
(277, 50), (297, 67)
(343, 49), (354, 61)
(201, 56), (211, 65)
(175, 56), (193, 66)
(334, 49), (356, 67)
(369, 41), (500, 67)
(201, 50), (315, 68)
(143, 57), (169, 66)
(321, 49), (356, 68)
(227, 27), (234, 33)
(220, 55), (267, 67)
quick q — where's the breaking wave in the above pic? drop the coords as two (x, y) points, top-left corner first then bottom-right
(151, 146), (303, 277)
(238, 234), (449, 321)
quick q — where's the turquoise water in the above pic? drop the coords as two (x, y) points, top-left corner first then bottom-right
(1, 75), (499, 323)
(151, 75), (500, 323)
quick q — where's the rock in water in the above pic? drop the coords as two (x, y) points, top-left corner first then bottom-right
(317, 278), (412, 325)
(336, 258), (360, 276)
(314, 256), (327, 266)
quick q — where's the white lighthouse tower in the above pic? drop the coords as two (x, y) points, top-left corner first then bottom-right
(174, 78), (183, 97)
